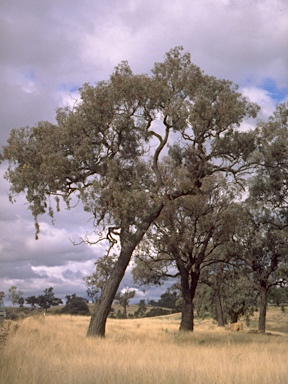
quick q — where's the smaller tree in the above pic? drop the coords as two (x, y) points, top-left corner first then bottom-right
(156, 287), (180, 311)
(26, 296), (38, 309)
(84, 255), (117, 295)
(134, 299), (147, 318)
(199, 264), (256, 326)
(114, 288), (136, 319)
(86, 287), (100, 303)
(18, 297), (25, 308)
(8, 286), (24, 307)
(61, 294), (90, 315)
(268, 286), (288, 306)
(36, 287), (63, 312)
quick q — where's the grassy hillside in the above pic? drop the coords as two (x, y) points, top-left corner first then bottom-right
(0, 306), (287, 384)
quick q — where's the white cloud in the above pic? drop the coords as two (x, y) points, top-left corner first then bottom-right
(241, 86), (277, 119)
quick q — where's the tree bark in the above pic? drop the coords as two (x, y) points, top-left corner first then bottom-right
(87, 247), (132, 337)
(180, 297), (194, 331)
(179, 270), (199, 332)
(258, 283), (268, 333)
(214, 289), (225, 327)
(87, 202), (164, 337)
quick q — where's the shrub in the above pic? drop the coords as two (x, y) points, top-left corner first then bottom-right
(145, 308), (172, 317)
(61, 295), (90, 316)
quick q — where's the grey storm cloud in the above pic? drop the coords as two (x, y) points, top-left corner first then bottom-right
(0, 0), (288, 301)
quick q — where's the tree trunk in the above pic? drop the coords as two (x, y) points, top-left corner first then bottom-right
(179, 271), (199, 332)
(258, 283), (268, 333)
(87, 202), (164, 337)
(87, 247), (133, 337)
(214, 289), (225, 327)
(180, 297), (194, 331)
(123, 304), (127, 319)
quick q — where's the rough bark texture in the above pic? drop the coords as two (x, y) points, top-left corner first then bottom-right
(179, 269), (199, 332)
(87, 247), (132, 337)
(87, 203), (164, 337)
(258, 283), (268, 333)
(180, 300), (194, 331)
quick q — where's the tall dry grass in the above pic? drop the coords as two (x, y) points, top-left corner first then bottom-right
(0, 310), (287, 384)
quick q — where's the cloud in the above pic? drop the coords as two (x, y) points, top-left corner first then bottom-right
(241, 86), (277, 119)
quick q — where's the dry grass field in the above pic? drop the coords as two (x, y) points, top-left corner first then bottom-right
(0, 307), (287, 384)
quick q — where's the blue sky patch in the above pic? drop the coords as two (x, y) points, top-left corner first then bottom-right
(261, 78), (288, 102)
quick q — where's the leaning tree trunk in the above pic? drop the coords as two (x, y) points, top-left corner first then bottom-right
(87, 246), (133, 337)
(87, 203), (164, 337)
(258, 283), (268, 334)
(214, 289), (225, 327)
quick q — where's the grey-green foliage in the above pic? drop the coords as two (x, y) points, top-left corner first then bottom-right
(134, 300), (147, 318)
(8, 286), (24, 307)
(198, 265), (256, 325)
(36, 287), (63, 312)
(132, 174), (238, 331)
(229, 199), (288, 333)
(251, 102), (288, 208)
(1, 47), (260, 337)
(114, 289), (135, 319)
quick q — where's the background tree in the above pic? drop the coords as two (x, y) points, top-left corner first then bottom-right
(268, 286), (288, 307)
(231, 200), (288, 333)
(61, 294), (90, 315)
(251, 102), (288, 211)
(86, 287), (100, 304)
(18, 297), (25, 308)
(26, 296), (38, 309)
(8, 286), (24, 307)
(2, 47), (259, 337)
(152, 286), (181, 311)
(199, 263), (256, 326)
(84, 254), (117, 296)
(114, 288), (136, 319)
(134, 299), (147, 318)
(133, 175), (238, 331)
(36, 287), (63, 313)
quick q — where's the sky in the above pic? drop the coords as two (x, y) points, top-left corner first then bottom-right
(1, 0), (288, 306)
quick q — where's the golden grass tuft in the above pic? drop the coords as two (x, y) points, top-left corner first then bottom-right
(0, 309), (287, 384)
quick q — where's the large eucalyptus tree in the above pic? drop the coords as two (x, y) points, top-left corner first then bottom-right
(1, 47), (258, 337)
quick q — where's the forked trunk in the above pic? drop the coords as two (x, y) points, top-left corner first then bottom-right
(258, 283), (268, 334)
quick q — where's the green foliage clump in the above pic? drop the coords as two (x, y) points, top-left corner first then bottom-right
(61, 294), (90, 316)
(145, 307), (172, 317)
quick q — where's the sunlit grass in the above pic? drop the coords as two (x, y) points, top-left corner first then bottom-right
(0, 308), (287, 384)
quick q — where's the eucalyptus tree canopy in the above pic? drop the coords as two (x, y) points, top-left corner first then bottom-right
(1, 47), (259, 337)
(244, 103), (288, 332)
(231, 199), (288, 333)
(199, 263), (256, 326)
(251, 102), (288, 210)
(132, 174), (238, 331)
(114, 288), (135, 319)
